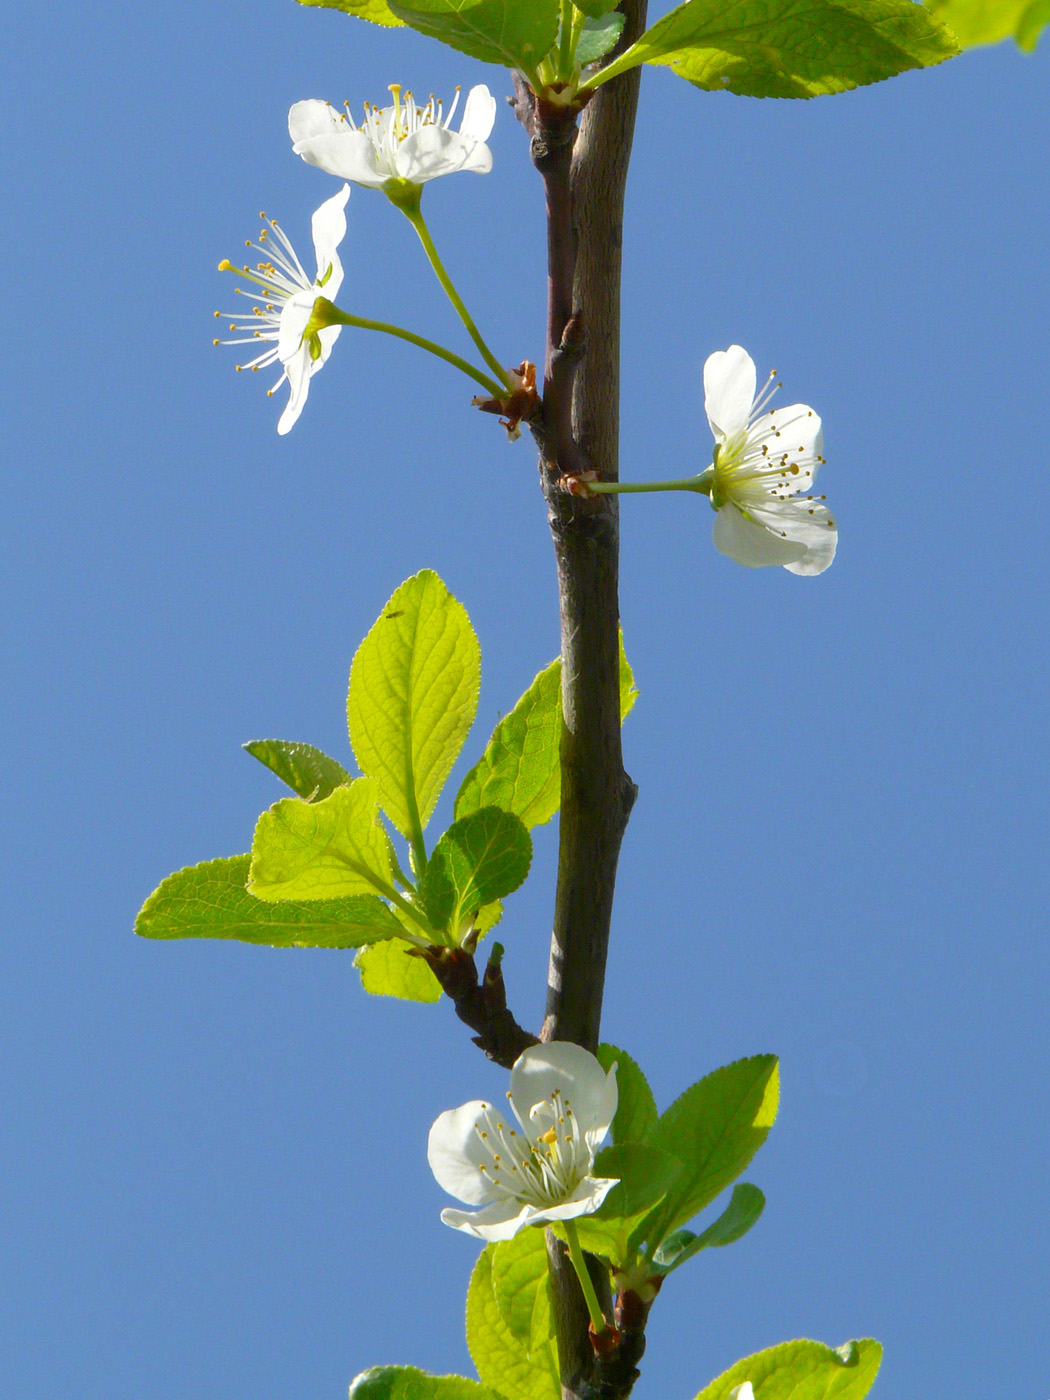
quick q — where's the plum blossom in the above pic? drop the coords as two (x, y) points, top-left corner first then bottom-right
(215, 186), (350, 434)
(428, 1042), (619, 1242)
(704, 345), (836, 575)
(289, 84), (496, 192)
(729, 1385), (755, 1400)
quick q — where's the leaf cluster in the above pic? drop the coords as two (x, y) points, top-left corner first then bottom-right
(136, 570), (635, 1005)
(292, 0), (959, 103)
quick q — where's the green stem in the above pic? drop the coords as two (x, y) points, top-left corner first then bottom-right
(586, 474), (712, 495)
(305, 299), (504, 398)
(563, 1219), (609, 1336)
(395, 197), (513, 391)
(558, 0), (576, 80)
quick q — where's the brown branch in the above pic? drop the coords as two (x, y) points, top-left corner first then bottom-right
(518, 6), (652, 1398)
(420, 944), (539, 1069)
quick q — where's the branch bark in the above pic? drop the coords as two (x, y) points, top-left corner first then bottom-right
(520, 6), (649, 1398)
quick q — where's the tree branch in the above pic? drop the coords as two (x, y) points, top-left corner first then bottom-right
(421, 945), (539, 1070)
(518, 5), (650, 1398)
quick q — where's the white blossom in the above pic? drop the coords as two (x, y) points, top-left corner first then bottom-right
(704, 345), (836, 575)
(728, 1385), (755, 1400)
(215, 186), (350, 434)
(288, 84), (496, 191)
(428, 1042), (619, 1242)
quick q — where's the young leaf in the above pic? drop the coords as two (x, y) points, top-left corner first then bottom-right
(577, 11), (625, 64)
(417, 808), (532, 937)
(573, 0), (620, 17)
(467, 1245), (560, 1400)
(355, 938), (442, 1002)
(455, 637), (637, 830)
(646, 1055), (779, 1240)
(565, 1143), (684, 1266)
(249, 779), (393, 901)
(293, 0), (403, 26)
(349, 570), (480, 848)
(136, 855), (401, 947)
(927, 0), (1049, 52)
(595, 0), (959, 99)
(490, 1230), (556, 1361)
(386, 0), (559, 71)
(694, 1338), (882, 1400)
(347, 1366), (505, 1400)
(244, 739), (352, 802)
(597, 1043), (658, 1145)
(652, 1182), (766, 1272)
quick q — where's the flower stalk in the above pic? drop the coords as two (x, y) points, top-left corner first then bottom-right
(386, 184), (513, 391)
(564, 1218), (610, 1336)
(302, 298), (505, 397)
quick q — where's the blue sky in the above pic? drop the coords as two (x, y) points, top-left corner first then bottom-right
(4, 3), (1048, 1397)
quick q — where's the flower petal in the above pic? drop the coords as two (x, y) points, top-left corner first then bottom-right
(711, 503), (809, 568)
(729, 1385), (755, 1400)
(427, 1101), (503, 1206)
(704, 345), (757, 441)
(508, 1042), (618, 1149)
(310, 184), (350, 292)
(288, 98), (344, 146)
(277, 344), (312, 436)
(459, 84), (497, 142)
(439, 1200), (537, 1242)
(395, 126), (491, 183)
(293, 125), (387, 187)
(768, 499), (838, 575)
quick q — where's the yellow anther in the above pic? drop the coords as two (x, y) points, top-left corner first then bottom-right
(212, 338), (219, 346)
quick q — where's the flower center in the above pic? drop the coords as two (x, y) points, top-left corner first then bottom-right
(343, 84), (462, 177)
(472, 1090), (589, 1209)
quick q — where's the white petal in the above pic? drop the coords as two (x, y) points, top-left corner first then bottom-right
(310, 184), (350, 290)
(459, 84), (497, 142)
(276, 291), (316, 363)
(277, 345), (311, 436)
(396, 126), (491, 183)
(729, 1385), (755, 1400)
(288, 98), (344, 146)
(294, 128), (387, 187)
(749, 403), (823, 492)
(508, 1043), (618, 1146)
(774, 499), (838, 576)
(533, 1175), (619, 1221)
(704, 345), (757, 441)
(427, 1101), (502, 1206)
(439, 1200), (537, 1242)
(712, 503), (808, 568)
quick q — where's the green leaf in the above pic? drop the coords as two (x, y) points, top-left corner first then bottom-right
(347, 1366), (506, 1400)
(349, 570), (480, 846)
(574, 0), (620, 17)
(490, 1230), (556, 1361)
(135, 855), (402, 948)
(596, 0), (959, 99)
(249, 779), (394, 901)
(597, 1043), (658, 1145)
(577, 11), (625, 63)
(566, 1143), (684, 1266)
(417, 808), (532, 938)
(293, 0), (403, 25)
(652, 1182), (766, 1272)
(244, 739), (352, 802)
(467, 1245), (560, 1400)
(455, 636), (637, 830)
(387, 0), (559, 69)
(927, 0), (1049, 51)
(646, 1055), (779, 1241)
(694, 1338), (883, 1400)
(355, 938), (442, 1002)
